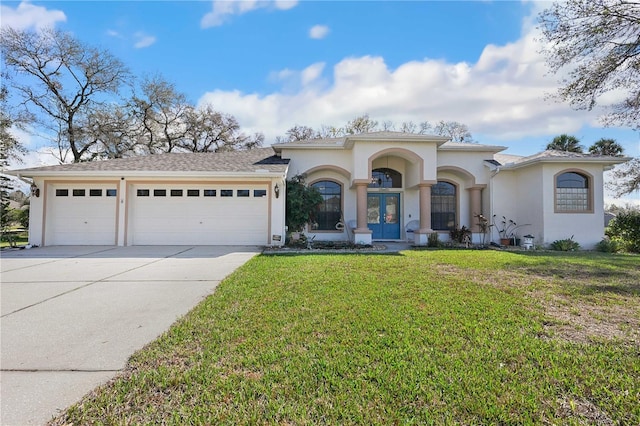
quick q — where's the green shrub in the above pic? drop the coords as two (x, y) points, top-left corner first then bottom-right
(550, 236), (580, 251)
(449, 225), (471, 243)
(595, 237), (619, 253)
(427, 232), (441, 248)
(285, 174), (323, 233)
(606, 211), (640, 253)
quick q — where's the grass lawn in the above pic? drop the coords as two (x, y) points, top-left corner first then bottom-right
(53, 250), (639, 425)
(0, 230), (28, 248)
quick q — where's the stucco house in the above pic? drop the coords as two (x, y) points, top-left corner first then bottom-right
(10, 131), (627, 249)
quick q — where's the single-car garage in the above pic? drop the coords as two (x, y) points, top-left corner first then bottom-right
(45, 182), (119, 245)
(127, 183), (270, 245)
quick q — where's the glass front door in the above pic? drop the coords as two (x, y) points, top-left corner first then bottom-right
(367, 193), (401, 239)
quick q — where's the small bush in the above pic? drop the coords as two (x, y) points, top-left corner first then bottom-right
(595, 238), (619, 253)
(550, 236), (580, 251)
(449, 225), (471, 243)
(427, 232), (441, 248)
(606, 211), (640, 253)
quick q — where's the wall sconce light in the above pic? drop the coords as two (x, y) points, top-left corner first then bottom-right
(274, 183), (280, 198)
(30, 183), (40, 198)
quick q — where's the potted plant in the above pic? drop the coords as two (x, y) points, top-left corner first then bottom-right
(493, 215), (530, 246)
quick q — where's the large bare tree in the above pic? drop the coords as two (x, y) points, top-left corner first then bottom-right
(538, 0), (640, 129)
(0, 27), (131, 162)
(276, 115), (476, 143)
(180, 104), (264, 153)
(538, 0), (640, 196)
(130, 76), (189, 154)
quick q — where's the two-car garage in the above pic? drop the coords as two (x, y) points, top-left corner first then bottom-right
(43, 182), (272, 246)
(127, 183), (269, 245)
(16, 148), (289, 247)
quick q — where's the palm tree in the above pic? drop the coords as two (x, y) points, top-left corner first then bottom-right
(546, 134), (583, 153)
(588, 138), (625, 156)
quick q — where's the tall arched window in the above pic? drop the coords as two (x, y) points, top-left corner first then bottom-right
(311, 180), (342, 231)
(555, 171), (591, 212)
(431, 181), (456, 230)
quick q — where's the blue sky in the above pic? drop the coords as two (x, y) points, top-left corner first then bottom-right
(2, 0), (639, 204)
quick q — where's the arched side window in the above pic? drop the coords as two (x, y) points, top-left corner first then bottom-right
(431, 181), (457, 231)
(311, 180), (342, 231)
(555, 171), (592, 212)
(369, 168), (402, 188)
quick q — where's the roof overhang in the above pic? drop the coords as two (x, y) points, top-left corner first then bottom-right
(439, 144), (507, 153)
(343, 133), (450, 148)
(8, 169), (288, 179)
(271, 143), (345, 153)
(272, 133), (453, 153)
(498, 156), (631, 170)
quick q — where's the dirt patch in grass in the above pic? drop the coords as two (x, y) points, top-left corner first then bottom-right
(541, 295), (640, 345)
(438, 263), (640, 346)
(554, 396), (615, 425)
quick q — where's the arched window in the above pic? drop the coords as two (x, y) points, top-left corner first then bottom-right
(555, 171), (591, 212)
(369, 168), (402, 188)
(431, 181), (457, 231)
(311, 180), (342, 231)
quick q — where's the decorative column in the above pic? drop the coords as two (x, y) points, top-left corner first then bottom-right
(353, 180), (372, 245)
(414, 182), (433, 245)
(468, 186), (482, 232)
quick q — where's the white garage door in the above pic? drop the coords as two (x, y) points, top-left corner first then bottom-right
(129, 184), (269, 245)
(46, 183), (118, 245)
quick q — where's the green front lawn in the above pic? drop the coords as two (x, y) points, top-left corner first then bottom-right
(54, 251), (639, 425)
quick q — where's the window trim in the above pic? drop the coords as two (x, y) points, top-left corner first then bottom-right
(309, 178), (344, 233)
(431, 179), (460, 232)
(554, 169), (594, 214)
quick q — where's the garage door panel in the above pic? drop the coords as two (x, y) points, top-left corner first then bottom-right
(129, 184), (269, 245)
(46, 184), (118, 245)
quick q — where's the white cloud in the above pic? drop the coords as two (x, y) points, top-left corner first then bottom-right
(198, 8), (621, 147)
(0, 1), (66, 30)
(133, 32), (157, 49)
(201, 0), (298, 28)
(274, 0), (297, 10)
(301, 62), (325, 85)
(309, 24), (329, 39)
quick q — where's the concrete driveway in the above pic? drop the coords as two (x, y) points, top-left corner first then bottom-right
(0, 245), (260, 426)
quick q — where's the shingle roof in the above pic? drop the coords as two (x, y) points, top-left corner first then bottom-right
(9, 147), (289, 176)
(497, 150), (629, 169)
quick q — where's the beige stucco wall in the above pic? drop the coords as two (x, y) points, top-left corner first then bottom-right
(27, 177), (45, 247)
(539, 163), (606, 249)
(282, 142), (490, 242)
(491, 163), (607, 249)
